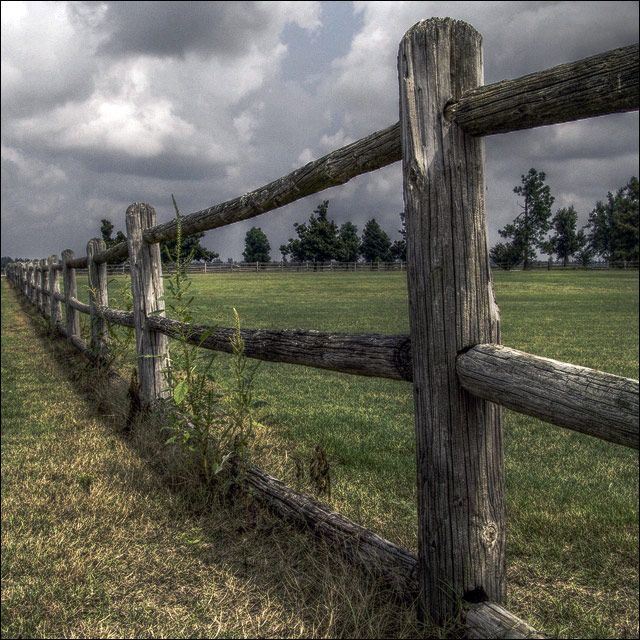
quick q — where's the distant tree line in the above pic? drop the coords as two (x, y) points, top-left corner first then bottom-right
(1, 256), (32, 270)
(242, 201), (406, 264)
(95, 204), (407, 267)
(491, 170), (639, 269)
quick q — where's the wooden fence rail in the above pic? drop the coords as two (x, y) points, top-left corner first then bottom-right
(6, 16), (639, 637)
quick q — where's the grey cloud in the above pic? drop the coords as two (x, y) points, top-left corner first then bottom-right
(1, 1), (637, 264)
(87, 1), (274, 59)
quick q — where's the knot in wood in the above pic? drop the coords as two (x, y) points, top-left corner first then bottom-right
(481, 522), (498, 547)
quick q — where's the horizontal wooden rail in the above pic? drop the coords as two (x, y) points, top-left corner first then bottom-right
(68, 296), (91, 315)
(63, 307), (412, 380)
(457, 344), (639, 449)
(102, 306), (135, 328)
(446, 43), (639, 135)
(145, 316), (413, 381)
(84, 311), (639, 449)
(65, 256), (89, 269)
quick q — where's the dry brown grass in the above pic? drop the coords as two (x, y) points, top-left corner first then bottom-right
(2, 281), (442, 639)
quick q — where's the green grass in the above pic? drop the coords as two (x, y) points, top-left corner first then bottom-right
(5, 269), (639, 638)
(1, 279), (429, 639)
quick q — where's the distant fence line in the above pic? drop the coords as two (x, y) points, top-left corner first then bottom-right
(6, 18), (639, 637)
(54, 259), (640, 276)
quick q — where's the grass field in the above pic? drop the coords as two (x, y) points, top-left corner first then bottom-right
(3, 269), (639, 638)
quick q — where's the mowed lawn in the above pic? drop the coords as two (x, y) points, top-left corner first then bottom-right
(5, 269), (639, 638)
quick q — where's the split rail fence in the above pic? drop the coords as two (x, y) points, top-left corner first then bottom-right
(7, 18), (639, 638)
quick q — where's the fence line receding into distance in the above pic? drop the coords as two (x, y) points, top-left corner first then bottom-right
(7, 18), (639, 638)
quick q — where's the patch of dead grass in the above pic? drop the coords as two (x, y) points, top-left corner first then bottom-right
(2, 282), (437, 639)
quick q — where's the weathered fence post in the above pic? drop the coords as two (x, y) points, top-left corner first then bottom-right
(398, 18), (506, 624)
(26, 263), (33, 305)
(39, 259), (48, 315)
(62, 250), (81, 344)
(126, 203), (169, 404)
(33, 261), (39, 310)
(32, 261), (38, 307)
(86, 238), (109, 354)
(19, 262), (26, 297)
(48, 255), (61, 326)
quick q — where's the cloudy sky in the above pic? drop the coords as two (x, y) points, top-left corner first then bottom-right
(2, 1), (638, 261)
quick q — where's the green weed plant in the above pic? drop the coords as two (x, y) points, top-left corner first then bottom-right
(160, 196), (262, 488)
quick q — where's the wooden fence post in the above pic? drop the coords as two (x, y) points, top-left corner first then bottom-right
(48, 255), (61, 326)
(31, 261), (38, 307)
(39, 259), (48, 315)
(34, 261), (40, 310)
(86, 238), (109, 353)
(126, 203), (169, 404)
(62, 250), (81, 343)
(26, 263), (32, 304)
(30, 262), (36, 307)
(398, 18), (506, 624)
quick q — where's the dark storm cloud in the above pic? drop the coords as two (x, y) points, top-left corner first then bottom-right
(1, 1), (637, 261)
(87, 1), (273, 59)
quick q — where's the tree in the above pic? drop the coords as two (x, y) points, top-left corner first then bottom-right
(162, 231), (218, 263)
(360, 218), (392, 263)
(490, 242), (522, 270)
(498, 168), (554, 269)
(337, 222), (360, 262)
(243, 227), (271, 262)
(548, 206), (581, 267)
(100, 218), (128, 264)
(574, 229), (593, 267)
(279, 200), (341, 262)
(390, 211), (407, 261)
(1, 256), (32, 270)
(587, 176), (639, 264)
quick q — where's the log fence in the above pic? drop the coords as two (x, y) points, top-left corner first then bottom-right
(6, 18), (639, 637)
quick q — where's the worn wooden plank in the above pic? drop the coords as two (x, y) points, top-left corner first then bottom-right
(62, 250), (82, 343)
(48, 255), (61, 326)
(446, 44), (639, 136)
(87, 238), (109, 353)
(457, 344), (639, 449)
(399, 18), (506, 624)
(126, 203), (169, 404)
(146, 315), (413, 381)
